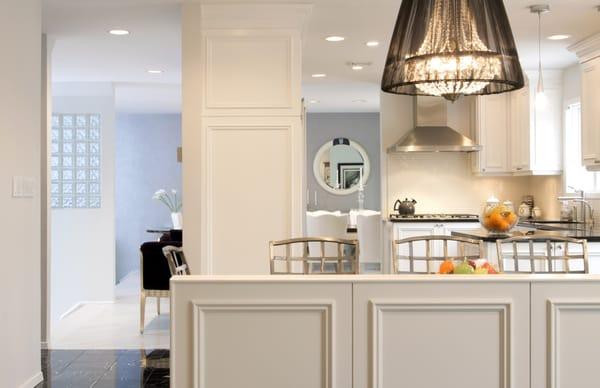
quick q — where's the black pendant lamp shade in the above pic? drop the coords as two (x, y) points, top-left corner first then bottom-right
(382, 0), (524, 101)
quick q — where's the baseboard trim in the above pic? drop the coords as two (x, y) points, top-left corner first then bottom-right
(59, 300), (116, 320)
(19, 371), (43, 388)
(59, 302), (83, 320)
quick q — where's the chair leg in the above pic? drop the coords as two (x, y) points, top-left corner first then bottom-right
(157, 297), (161, 315)
(140, 292), (146, 334)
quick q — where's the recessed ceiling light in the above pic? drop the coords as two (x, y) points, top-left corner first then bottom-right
(109, 29), (130, 36)
(351, 64), (364, 71)
(147, 69), (163, 74)
(547, 34), (571, 40)
(352, 99), (367, 103)
(311, 73), (327, 78)
(325, 36), (345, 42)
(308, 100), (320, 104)
(366, 41), (380, 47)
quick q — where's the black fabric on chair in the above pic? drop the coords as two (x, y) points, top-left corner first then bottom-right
(169, 229), (183, 242)
(140, 241), (182, 291)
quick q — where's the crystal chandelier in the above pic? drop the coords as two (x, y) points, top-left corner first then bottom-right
(382, 0), (524, 101)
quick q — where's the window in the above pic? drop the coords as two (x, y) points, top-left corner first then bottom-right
(51, 114), (101, 208)
(564, 102), (600, 193)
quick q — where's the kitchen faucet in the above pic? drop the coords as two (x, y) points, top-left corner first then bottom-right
(558, 186), (594, 226)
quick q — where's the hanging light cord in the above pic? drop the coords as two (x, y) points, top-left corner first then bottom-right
(537, 10), (544, 93)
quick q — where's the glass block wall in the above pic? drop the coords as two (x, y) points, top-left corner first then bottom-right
(51, 114), (102, 209)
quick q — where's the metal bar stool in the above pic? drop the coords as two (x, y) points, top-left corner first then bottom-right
(391, 235), (485, 274)
(269, 237), (359, 274)
(496, 235), (588, 273)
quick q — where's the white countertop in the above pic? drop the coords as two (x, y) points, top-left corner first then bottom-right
(170, 273), (600, 283)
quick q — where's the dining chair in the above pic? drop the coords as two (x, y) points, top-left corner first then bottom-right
(391, 235), (485, 274)
(356, 212), (382, 271)
(349, 209), (379, 227)
(269, 237), (359, 274)
(139, 241), (182, 334)
(306, 212), (350, 257)
(496, 235), (588, 273)
(162, 246), (191, 276)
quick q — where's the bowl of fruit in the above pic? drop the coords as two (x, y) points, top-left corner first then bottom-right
(438, 258), (499, 275)
(481, 198), (518, 235)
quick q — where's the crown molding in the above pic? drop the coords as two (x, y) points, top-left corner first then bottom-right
(568, 32), (600, 63)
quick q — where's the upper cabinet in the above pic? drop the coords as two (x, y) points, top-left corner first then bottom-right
(473, 71), (562, 176)
(510, 71), (562, 175)
(581, 58), (600, 170)
(568, 33), (600, 171)
(473, 93), (511, 175)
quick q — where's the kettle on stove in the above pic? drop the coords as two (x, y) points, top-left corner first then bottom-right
(394, 198), (417, 216)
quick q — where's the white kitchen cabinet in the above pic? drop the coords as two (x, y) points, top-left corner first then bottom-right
(392, 222), (480, 265)
(472, 93), (511, 175)
(581, 57), (600, 170)
(568, 33), (600, 171)
(473, 71), (562, 176)
(509, 71), (562, 175)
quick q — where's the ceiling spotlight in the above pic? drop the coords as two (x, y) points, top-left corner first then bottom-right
(352, 99), (367, 103)
(351, 64), (364, 70)
(109, 29), (130, 36)
(325, 36), (345, 42)
(147, 69), (163, 74)
(366, 41), (380, 47)
(308, 100), (320, 104)
(311, 73), (327, 78)
(547, 34), (571, 40)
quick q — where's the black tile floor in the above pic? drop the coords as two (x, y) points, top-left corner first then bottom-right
(36, 349), (169, 388)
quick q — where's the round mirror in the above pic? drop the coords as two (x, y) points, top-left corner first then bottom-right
(313, 138), (370, 195)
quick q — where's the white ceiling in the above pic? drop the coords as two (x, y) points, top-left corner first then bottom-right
(44, 0), (600, 114)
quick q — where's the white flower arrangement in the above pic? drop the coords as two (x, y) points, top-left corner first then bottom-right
(153, 189), (182, 213)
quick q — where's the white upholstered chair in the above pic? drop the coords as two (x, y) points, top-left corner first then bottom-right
(306, 211), (349, 257)
(356, 211), (382, 271)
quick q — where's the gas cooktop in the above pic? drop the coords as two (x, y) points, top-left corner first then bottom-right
(389, 213), (480, 222)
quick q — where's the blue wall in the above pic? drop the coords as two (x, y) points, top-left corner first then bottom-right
(115, 114), (182, 282)
(306, 113), (381, 212)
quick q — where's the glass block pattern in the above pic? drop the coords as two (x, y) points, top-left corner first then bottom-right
(51, 114), (102, 209)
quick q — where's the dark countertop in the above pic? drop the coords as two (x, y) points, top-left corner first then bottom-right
(388, 218), (479, 223)
(452, 228), (600, 242)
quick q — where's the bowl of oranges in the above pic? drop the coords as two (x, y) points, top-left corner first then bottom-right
(481, 198), (518, 234)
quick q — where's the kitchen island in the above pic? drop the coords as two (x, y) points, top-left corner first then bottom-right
(170, 274), (600, 388)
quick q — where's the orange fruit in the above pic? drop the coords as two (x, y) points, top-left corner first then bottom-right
(439, 259), (455, 274)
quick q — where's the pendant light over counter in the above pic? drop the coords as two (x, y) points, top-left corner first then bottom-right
(381, 0), (525, 102)
(531, 4), (550, 109)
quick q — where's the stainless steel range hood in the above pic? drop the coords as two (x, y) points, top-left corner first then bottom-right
(387, 96), (481, 153)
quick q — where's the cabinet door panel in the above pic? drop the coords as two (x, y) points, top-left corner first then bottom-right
(581, 60), (600, 166)
(392, 223), (439, 272)
(531, 282), (600, 388)
(353, 282), (530, 388)
(476, 94), (510, 173)
(509, 87), (531, 172)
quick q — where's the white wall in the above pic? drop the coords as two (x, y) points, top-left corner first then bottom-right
(50, 85), (116, 323)
(381, 92), (538, 215)
(0, 0), (43, 386)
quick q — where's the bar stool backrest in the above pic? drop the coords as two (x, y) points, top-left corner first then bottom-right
(496, 235), (588, 273)
(269, 237), (359, 274)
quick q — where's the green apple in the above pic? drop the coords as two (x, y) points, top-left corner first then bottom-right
(454, 260), (475, 274)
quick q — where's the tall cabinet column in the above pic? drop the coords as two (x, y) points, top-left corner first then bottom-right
(182, 3), (311, 274)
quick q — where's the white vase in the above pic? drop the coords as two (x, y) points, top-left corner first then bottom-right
(171, 212), (183, 230)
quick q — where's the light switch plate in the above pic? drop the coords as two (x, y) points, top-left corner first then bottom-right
(13, 176), (35, 198)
